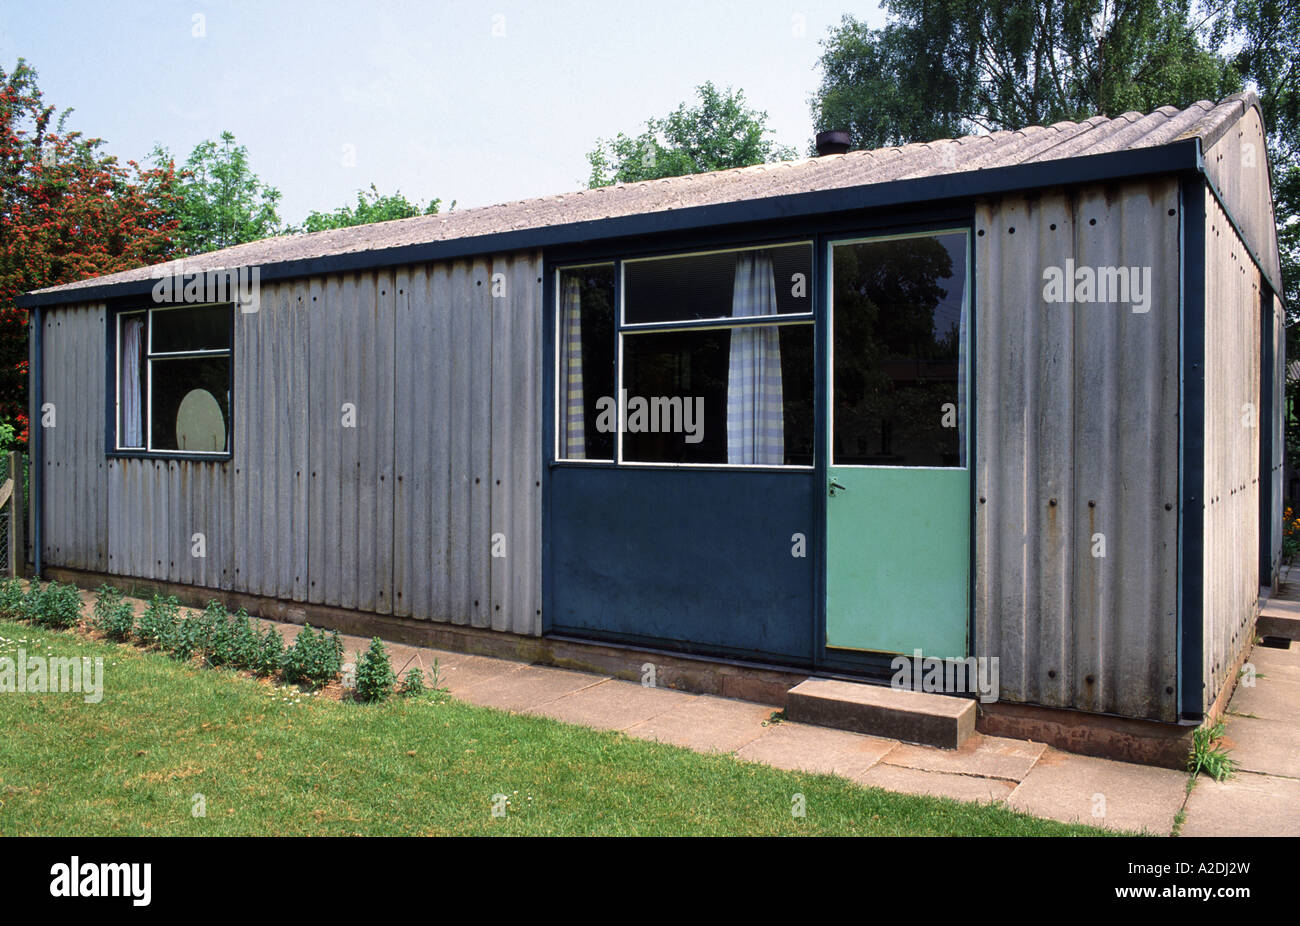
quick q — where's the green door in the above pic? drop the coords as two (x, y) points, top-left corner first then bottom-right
(825, 230), (971, 658)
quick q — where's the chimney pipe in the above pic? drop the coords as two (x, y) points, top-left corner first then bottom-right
(815, 130), (851, 156)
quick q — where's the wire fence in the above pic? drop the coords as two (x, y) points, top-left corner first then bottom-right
(0, 452), (28, 575)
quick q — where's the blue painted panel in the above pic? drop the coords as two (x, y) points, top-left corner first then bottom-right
(548, 466), (817, 663)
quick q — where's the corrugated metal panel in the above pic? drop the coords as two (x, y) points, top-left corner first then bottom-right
(39, 253), (543, 637)
(1202, 103), (1283, 291)
(39, 303), (108, 574)
(1202, 192), (1261, 709)
(975, 179), (1181, 722)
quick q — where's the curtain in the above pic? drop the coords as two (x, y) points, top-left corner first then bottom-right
(726, 252), (784, 465)
(559, 276), (585, 459)
(120, 316), (145, 447)
(956, 300), (967, 468)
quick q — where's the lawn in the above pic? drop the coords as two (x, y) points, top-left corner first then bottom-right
(0, 619), (1113, 836)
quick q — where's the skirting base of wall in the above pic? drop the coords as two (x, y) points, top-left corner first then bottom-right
(44, 565), (1213, 769)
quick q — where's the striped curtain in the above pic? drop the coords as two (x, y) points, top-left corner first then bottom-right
(726, 252), (784, 464)
(559, 276), (586, 458)
(120, 315), (145, 448)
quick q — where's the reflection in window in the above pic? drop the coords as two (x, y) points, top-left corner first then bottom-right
(622, 324), (814, 466)
(624, 243), (812, 325)
(832, 232), (968, 468)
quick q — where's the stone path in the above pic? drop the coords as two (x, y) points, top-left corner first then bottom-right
(70, 583), (1300, 835)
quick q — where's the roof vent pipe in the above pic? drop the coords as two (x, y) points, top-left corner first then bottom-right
(815, 130), (851, 156)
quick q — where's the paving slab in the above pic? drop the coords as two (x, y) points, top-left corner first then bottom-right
(854, 763), (1016, 803)
(455, 665), (608, 712)
(625, 694), (776, 753)
(1181, 771), (1300, 837)
(1227, 672), (1300, 723)
(528, 678), (694, 731)
(1244, 643), (1300, 682)
(880, 734), (1046, 782)
(735, 722), (896, 778)
(1006, 749), (1186, 834)
(1220, 715), (1300, 778)
(431, 653), (527, 695)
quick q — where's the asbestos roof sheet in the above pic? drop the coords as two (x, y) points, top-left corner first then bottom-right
(30, 93), (1256, 299)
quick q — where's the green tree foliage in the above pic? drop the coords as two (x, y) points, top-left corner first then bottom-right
(296, 183), (444, 233)
(1, 59), (181, 437)
(1213, 1), (1300, 482)
(152, 130), (283, 255)
(587, 81), (796, 187)
(813, 1), (1241, 149)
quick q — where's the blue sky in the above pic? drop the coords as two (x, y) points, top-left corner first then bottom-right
(1, 1), (886, 224)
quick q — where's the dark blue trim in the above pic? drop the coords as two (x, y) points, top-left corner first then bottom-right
(18, 141), (1203, 310)
(1259, 287), (1275, 586)
(541, 264), (556, 635)
(31, 307), (42, 578)
(1179, 175), (1207, 721)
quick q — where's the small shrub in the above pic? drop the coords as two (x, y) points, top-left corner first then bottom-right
(32, 582), (84, 629)
(137, 594), (180, 648)
(399, 667), (426, 698)
(93, 585), (136, 641)
(194, 601), (230, 664)
(20, 579), (42, 622)
(167, 609), (205, 662)
(0, 577), (27, 619)
(354, 637), (395, 703)
(225, 609), (262, 672)
(282, 624), (343, 686)
(252, 623), (285, 677)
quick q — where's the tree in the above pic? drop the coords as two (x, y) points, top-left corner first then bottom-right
(812, 1), (1241, 150)
(295, 184), (445, 233)
(153, 131), (282, 255)
(1213, 0), (1300, 487)
(0, 59), (181, 439)
(586, 82), (796, 187)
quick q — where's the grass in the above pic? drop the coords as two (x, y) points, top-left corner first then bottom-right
(0, 619), (1115, 836)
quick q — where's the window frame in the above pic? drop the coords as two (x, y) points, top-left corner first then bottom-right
(109, 301), (235, 460)
(553, 239), (817, 471)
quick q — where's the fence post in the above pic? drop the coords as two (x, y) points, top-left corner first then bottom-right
(8, 451), (22, 578)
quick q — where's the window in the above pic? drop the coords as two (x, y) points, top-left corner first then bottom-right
(556, 242), (815, 467)
(115, 304), (232, 454)
(831, 230), (969, 468)
(556, 265), (616, 461)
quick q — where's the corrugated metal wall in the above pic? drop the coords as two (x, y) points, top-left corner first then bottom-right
(38, 252), (543, 636)
(1202, 192), (1261, 708)
(974, 179), (1182, 722)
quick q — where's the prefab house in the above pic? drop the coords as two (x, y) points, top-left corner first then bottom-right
(19, 93), (1284, 757)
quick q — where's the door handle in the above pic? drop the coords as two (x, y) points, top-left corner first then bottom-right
(828, 479), (847, 497)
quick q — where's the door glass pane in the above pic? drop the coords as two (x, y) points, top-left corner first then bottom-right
(832, 231), (968, 467)
(623, 243), (812, 325)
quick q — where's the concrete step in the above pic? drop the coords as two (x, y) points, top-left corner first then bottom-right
(785, 677), (975, 749)
(1258, 597), (1300, 642)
